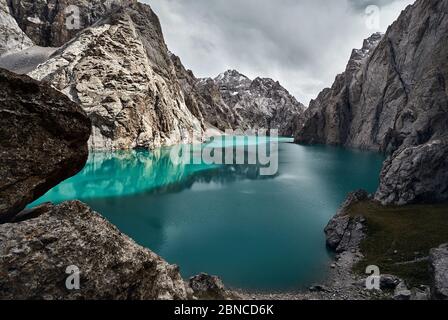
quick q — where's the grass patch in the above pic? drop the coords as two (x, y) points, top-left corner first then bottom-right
(349, 201), (448, 287)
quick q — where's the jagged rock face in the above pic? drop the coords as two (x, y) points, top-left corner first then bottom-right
(29, 2), (203, 150)
(195, 77), (237, 130)
(171, 57), (304, 135)
(296, 32), (384, 148)
(213, 70), (305, 135)
(0, 201), (189, 300)
(0, 68), (91, 223)
(6, 0), (134, 47)
(429, 243), (448, 300)
(296, 0), (448, 205)
(375, 139), (448, 205)
(0, 0), (33, 56)
(298, 0), (448, 152)
(171, 53), (242, 132)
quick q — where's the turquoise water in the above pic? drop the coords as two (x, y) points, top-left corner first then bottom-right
(31, 138), (384, 291)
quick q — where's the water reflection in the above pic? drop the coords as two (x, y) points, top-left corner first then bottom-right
(32, 144), (277, 206)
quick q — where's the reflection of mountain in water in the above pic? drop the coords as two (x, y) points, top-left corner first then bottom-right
(31, 146), (276, 205)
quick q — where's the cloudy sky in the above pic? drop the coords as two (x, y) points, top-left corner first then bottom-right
(146, 0), (414, 105)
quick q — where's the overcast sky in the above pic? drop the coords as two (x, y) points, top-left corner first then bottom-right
(146, 0), (414, 105)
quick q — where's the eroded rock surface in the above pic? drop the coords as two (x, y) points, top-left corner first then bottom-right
(0, 201), (189, 299)
(172, 55), (305, 135)
(29, 2), (203, 150)
(6, 0), (134, 47)
(189, 273), (236, 300)
(324, 190), (369, 252)
(429, 243), (448, 300)
(376, 139), (448, 205)
(0, 68), (91, 222)
(202, 70), (305, 135)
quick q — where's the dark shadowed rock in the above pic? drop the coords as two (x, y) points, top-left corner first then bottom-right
(393, 282), (412, 301)
(6, 0), (135, 47)
(429, 244), (448, 300)
(324, 190), (369, 252)
(0, 201), (189, 299)
(380, 274), (401, 290)
(0, 68), (91, 222)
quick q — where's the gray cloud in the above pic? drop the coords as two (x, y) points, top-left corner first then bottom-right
(146, 0), (414, 104)
(348, 0), (408, 11)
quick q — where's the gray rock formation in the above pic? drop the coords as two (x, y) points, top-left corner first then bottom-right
(29, 2), (203, 150)
(393, 282), (412, 301)
(429, 243), (448, 300)
(6, 0), (133, 47)
(296, 32), (383, 148)
(171, 56), (305, 135)
(208, 70), (305, 135)
(0, 201), (189, 300)
(376, 138), (448, 205)
(380, 274), (401, 290)
(0, 0), (33, 56)
(171, 53), (234, 131)
(296, 0), (448, 205)
(0, 67), (91, 223)
(189, 273), (237, 300)
(324, 190), (369, 253)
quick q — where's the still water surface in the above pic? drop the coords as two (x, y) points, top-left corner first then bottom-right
(32, 138), (384, 291)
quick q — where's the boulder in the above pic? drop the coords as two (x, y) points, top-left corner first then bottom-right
(0, 201), (188, 299)
(380, 274), (401, 290)
(0, 68), (91, 222)
(429, 244), (448, 300)
(411, 286), (431, 301)
(189, 273), (232, 300)
(393, 282), (411, 301)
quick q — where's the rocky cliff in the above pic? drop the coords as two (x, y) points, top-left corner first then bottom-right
(0, 0), (33, 56)
(296, 0), (448, 205)
(6, 0), (134, 47)
(213, 70), (305, 136)
(28, 1), (203, 150)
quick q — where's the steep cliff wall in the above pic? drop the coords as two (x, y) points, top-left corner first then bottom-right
(296, 0), (448, 205)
